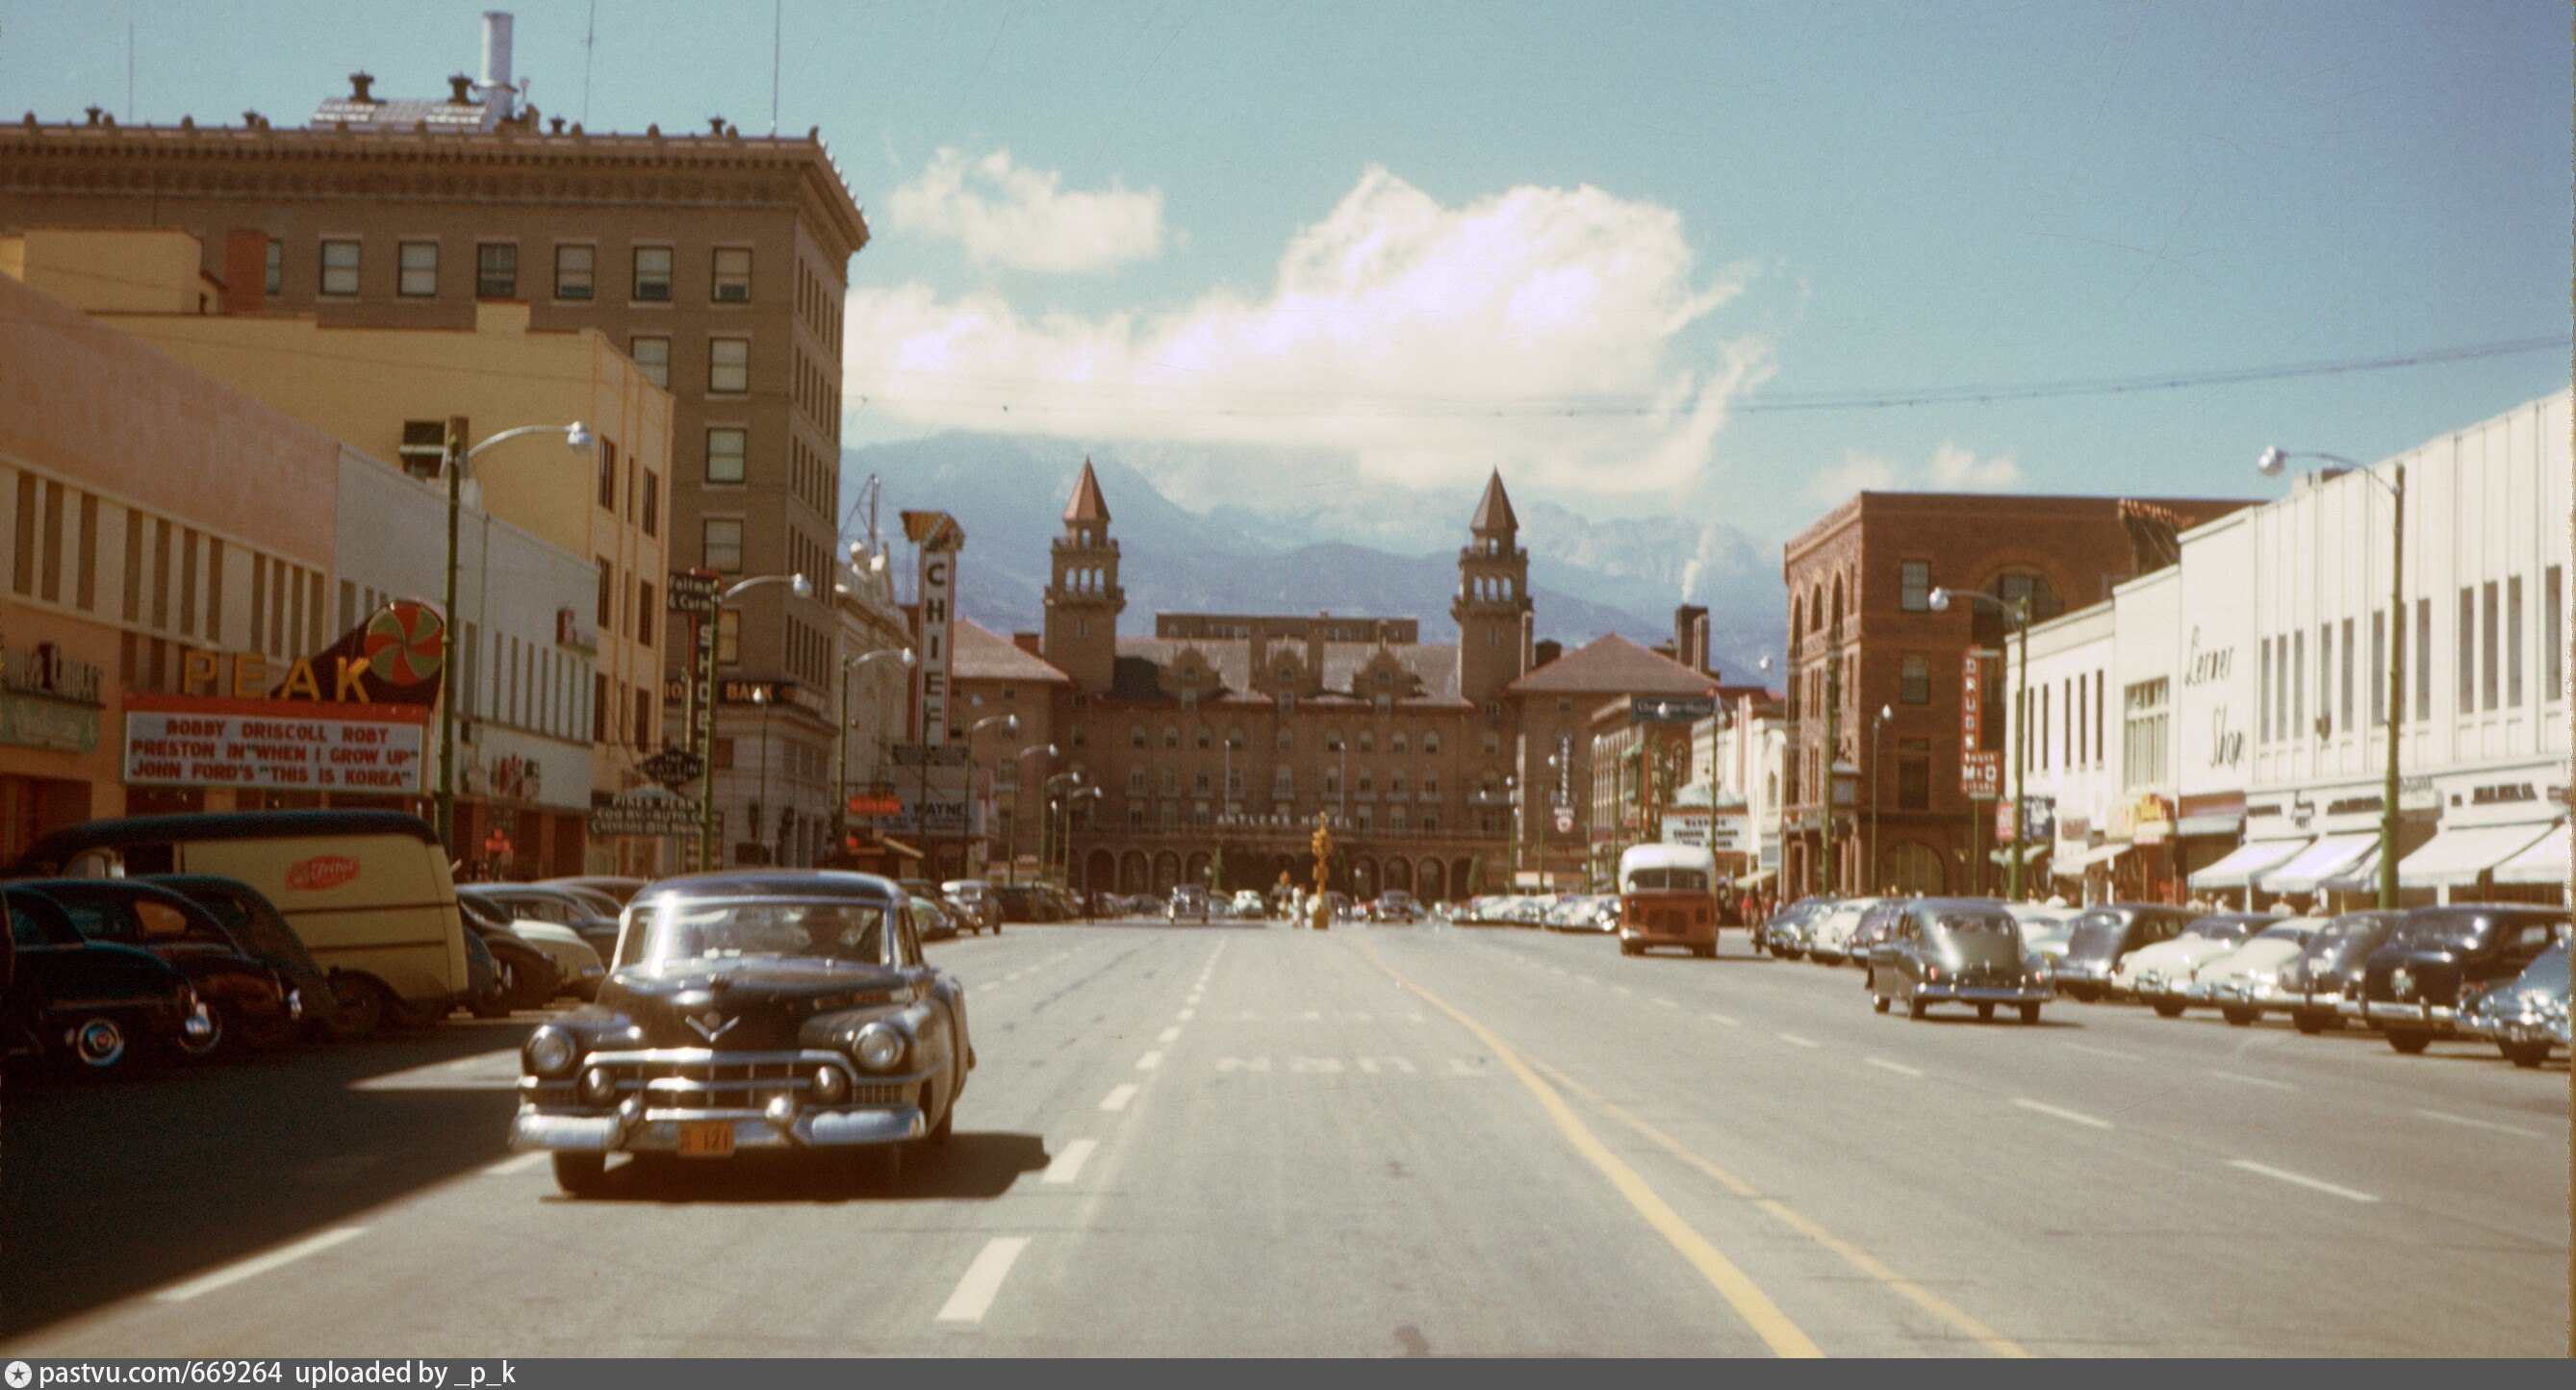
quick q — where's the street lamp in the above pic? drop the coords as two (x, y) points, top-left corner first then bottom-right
(833, 646), (915, 856)
(697, 570), (814, 869)
(1005, 743), (1058, 885)
(2260, 446), (2405, 912)
(1040, 770), (1084, 887)
(1931, 586), (2031, 899)
(1871, 704), (1893, 893)
(435, 419), (592, 851)
(1758, 653), (1788, 906)
(749, 686), (773, 865)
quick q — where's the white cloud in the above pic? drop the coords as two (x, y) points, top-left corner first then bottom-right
(1806, 442), (2021, 506)
(846, 165), (1759, 493)
(887, 147), (1165, 274)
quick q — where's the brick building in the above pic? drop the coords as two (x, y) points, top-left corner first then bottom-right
(1779, 492), (2250, 898)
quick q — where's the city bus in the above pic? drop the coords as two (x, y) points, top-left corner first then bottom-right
(1616, 843), (1721, 958)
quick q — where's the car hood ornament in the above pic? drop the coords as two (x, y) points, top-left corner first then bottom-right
(686, 1011), (739, 1043)
(2389, 967), (2414, 998)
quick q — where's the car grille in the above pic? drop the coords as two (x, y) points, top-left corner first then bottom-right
(587, 1049), (907, 1109)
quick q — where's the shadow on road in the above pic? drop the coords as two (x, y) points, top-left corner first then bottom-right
(568, 1130), (1052, 1204)
(1, 1020), (539, 1343)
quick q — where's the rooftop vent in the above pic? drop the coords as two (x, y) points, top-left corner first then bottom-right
(447, 74), (475, 106)
(347, 71), (379, 104)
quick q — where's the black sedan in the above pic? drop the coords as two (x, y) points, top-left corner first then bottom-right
(2352, 904), (2565, 1053)
(6, 886), (212, 1074)
(2278, 910), (2404, 1033)
(20, 878), (301, 1055)
(510, 871), (976, 1196)
(1866, 898), (2053, 1023)
(146, 874), (358, 1041)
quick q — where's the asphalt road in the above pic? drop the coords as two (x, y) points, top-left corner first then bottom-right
(6, 918), (2566, 1356)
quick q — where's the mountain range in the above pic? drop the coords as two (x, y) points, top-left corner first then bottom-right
(839, 434), (1788, 681)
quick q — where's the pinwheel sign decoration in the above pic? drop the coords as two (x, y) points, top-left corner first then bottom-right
(362, 600), (446, 689)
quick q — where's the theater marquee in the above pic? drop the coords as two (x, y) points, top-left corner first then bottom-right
(123, 694), (429, 794)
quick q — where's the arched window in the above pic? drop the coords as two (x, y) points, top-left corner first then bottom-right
(1359, 731), (1375, 753)
(1424, 731), (1441, 754)
(1195, 727), (1211, 749)
(1226, 727), (1244, 750)
(1162, 726), (1180, 749)
(1131, 724), (1146, 748)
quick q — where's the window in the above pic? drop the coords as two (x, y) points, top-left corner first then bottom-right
(2506, 575), (2524, 707)
(319, 239), (361, 295)
(1390, 732), (1407, 754)
(1129, 768), (1149, 796)
(641, 471), (660, 537)
(593, 672), (608, 744)
(712, 247), (752, 302)
(1896, 739), (1930, 810)
(475, 242), (517, 298)
(708, 338), (749, 392)
(264, 239), (282, 294)
(1195, 727), (1211, 750)
(1899, 561), (1932, 612)
(1482, 731), (1499, 755)
(702, 518), (743, 573)
(2339, 616), (2355, 734)
(636, 580), (655, 646)
(554, 244), (595, 300)
(2415, 598), (2431, 720)
(633, 687), (653, 752)
(2547, 568), (2564, 702)
(2122, 679), (2170, 793)
(1162, 726), (1180, 749)
(2316, 622), (2332, 738)
(1326, 731), (1343, 752)
(2037, 683), (2049, 771)
(1900, 655), (1929, 705)
(2371, 612), (2385, 726)
(1424, 732), (1439, 754)
(1359, 731), (1374, 753)
(596, 439), (618, 510)
(2459, 587), (2476, 711)
(2481, 581), (2500, 712)
(395, 241), (438, 297)
(2292, 629), (2305, 734)
(705, 427), (747, 484)
(1423, 774), (1440, 801)
(1276, 728), (1292, 752)
(632, 245), (673, 302)
(1131, 725), (1147, 748)
(595, 559), (614, 626)
(718, 609), (741, 664)
(630, 336), (670, 389)
(2257, 637), (2272, 743)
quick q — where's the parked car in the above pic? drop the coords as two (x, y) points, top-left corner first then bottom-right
(2188, 918), (2327, 1025)
(940, 880), (1000, 934)
(1374, 890), (1421, 924)
(2351, 904), (2567, 1054)
(1845, 898), (1913, 963)
(2116, 913), (2279, 1016)
(1805, 898), (1882, 966)
(452, 894), (567, 1014)
(146, 874), (355, 1041)
(2003, 904), (2077, 965)
(992, 883), (1060, 923)
(538, 883), (629, 920)
(539, 875), (649, 909)
(2052, 903), (2200, 1001)
(513, 871), (974, 1196)
(1230, 889), (1270, 920)
(2279, 910), (2405, 1033)
(456, 885), (608, 998)
(1865, 899), (2053, 1023)
(909, 896), (960, 943)
(1756, 902), (1819, 959)
(5, 885), (212, 1074)
(2457, 940), (2569, 1067)
(20, 878), (303, 1056)
(7, 809), (472, 1034)
(1167, 885), (1212, 923)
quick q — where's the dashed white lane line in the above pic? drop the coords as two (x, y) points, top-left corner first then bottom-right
(1135, 1050), (1164, 1070)
(936, 1236), (1033, 1323)
(1652, 998), (1679, 1009)
(1041, 1139), (1099, 1185)
(1864, 1057), (1923, 1077)
(1157, 1026), (1181, 1043)
(1774, 1032), (1819, 1049)
(483, 1151), (550, 1175)
(2064, 1043), (2130, 1061)
(2209, 1072), (2293, 1092)
(1099, 1084), (1139, 1112)
(1612, 985), (1634, 997)
(2228, 1160), (2378, 1203)
(1706, 1012), (1742, 1026)
(1574, 974), (1598, 985)
(2416, 1108), (2544, 1139)
(154, 1227), (369, 1302)
(1176, 1008), (1195, 1021)
(2013, 1099), (2113, 1130)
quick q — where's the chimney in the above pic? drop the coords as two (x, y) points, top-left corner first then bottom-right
(221, 230), (268, 316)
(479, 13), (516, 116)
(347, 72), (379, 104)
(1674, 604), (1709, 673)
(1012, 631), (1042, 658)
(1533, 638), (1560, 670)
(446, 74), (475, 106)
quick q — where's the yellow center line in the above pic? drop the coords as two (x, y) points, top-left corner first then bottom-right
(1359, 941), (1821, 1358)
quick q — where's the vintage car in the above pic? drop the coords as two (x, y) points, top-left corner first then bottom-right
(2003, 904), (2078, 965)
(1373, 891), (1421, 924)
(1844, 898), (1913, 964)
(1166, 885), (1212, 923)
(2052, 903), (2199, 1001)
(2348, 904), (2567, 1053)
(2275, 910), (2403, 1033)
(1755, 901), (1822, 959)
(20, 878), (304, 1055)
(5, 886), (213, 1074)
(147, 874), (354, 1041)
(457, 886), (607, 999)
(512, 871), (975, 1195)
(2458, 941), (2569, 1067)
(1866, 899), (2053, 1023)
(908, 895), (960, 943)
(2187, 918), (2326, 1025)
(540, 875), (650, 909)
(940, 880), (1000, 934)
(453, 893), (570, 1013)
(2116, 912), (2279, 1015)
(1805, 897), (1884, 966)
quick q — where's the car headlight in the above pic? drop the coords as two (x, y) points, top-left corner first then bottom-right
(854, 1022), (905, 1073)
(578, 1065), (619, 1106)
(812, 1064), (852, 1104)
(524, 1026), (579, 1077)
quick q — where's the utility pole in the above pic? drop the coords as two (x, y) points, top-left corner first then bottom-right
(434, 416), (466, 852)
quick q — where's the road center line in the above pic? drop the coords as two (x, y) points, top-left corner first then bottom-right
(1041, 1139), (1099, 1184)
(1774, 1032), (1819, 1049)
(1135, 1050), (1164, 1070)
(1358, 943), (1821, 1358)
(1706, 1012), (1742, 1026)
(2013, 1099), (2113, 1130)
(1157, 1026), (1181, 1043)
(2414, 1108), (2543, 1139)
(1653, 998), (1679, 1008)
(482, 1151), (550, 1175)
(1176, 1007), (1194, 1021)
(154, 1226), (369, 1302)
(1864, 1057), (1923, 1077)
(2228, 1159), (2378, 1203)
(935, 1236), (1032, 1323)
(1099, 1083), (1139, 1112)
(2210, 1072), (2293, 1092)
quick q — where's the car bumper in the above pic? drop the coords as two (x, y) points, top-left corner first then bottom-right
(511, 1100), (927, 1153)
(1911, 983), (2052, 1003)
(2354, 998), (2459, 1029)
(2480, 1012), (2572, 1048)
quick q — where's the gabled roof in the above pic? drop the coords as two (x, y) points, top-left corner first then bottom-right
(1064, 459), (1110, 525)
(1109, 637), (1469, 707)
(1505, 633), (1717, 697)
(1469, 469), (1518, 535)
(951, 619), (1072, 685)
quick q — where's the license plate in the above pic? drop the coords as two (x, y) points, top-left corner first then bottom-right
(676, 1122), (735, 1158)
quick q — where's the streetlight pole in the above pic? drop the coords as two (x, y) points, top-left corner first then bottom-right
(698, 571), (812, 870)
(750, 686), (772, 865)
(2260, 447), (2405, 911)
(1871, 703), (1892, 892)
(1758, 653), (1789, 907)
(1007, 743), (1057, 885)
(963, 713), (1018, 877)
(1932, 587), (2030, 899)
(436, 418), (592, 853)
(833, 646), (914, 857)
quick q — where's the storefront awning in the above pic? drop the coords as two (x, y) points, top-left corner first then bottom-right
(877, 836), (927, 861)
(2050, 842), (2130, 876)
(2176, 812), (2243, 838)
(1989, 844), (2051, 867)
(2187, 838), (2307, 891)
(2396, 821), (2553, 890)
(2491, 821), (2570, 886)
(2319, 843), (2381, 895)
(2257, 832), (2379, 894)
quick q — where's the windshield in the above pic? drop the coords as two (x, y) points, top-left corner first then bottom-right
(1626, 868), (1710, 892)
(617, 896), (893, 971)
(2391, 916), (2493, 952)
(2514, 944), (2568, 995)
(1928, 910), (2024, 959)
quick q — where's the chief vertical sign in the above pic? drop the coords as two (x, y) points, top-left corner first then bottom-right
(905, 511), (964, 748)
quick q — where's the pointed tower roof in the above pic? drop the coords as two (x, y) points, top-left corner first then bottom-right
(1469, 469), (1518, 536)
(1063, 458), (1111, 525)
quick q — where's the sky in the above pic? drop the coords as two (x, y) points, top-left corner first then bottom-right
(6, 0), (2570, 544)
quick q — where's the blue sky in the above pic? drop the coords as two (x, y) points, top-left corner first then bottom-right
(7, 0), (2569, 544)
